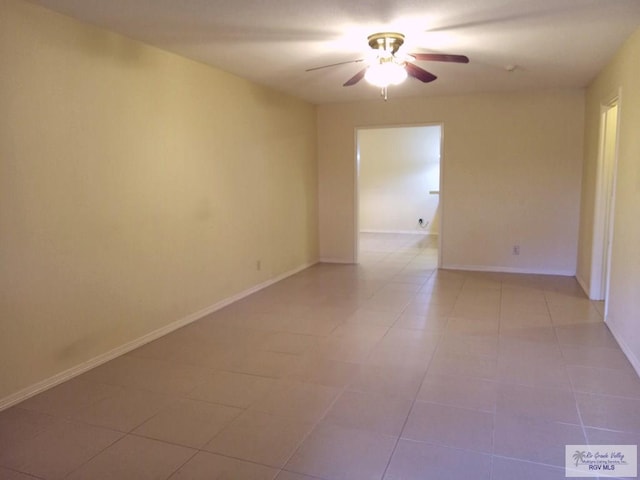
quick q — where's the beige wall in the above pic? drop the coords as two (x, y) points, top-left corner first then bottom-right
(577, 27), (640, 373)
(318, 91), (585, 272)
(0, 0), (318, 402)
(359, 126), (441, 234)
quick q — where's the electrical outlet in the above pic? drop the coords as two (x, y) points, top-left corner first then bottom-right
(512, 245), (520, 255)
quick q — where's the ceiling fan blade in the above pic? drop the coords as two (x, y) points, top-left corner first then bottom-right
(411, 53), (469, 64)
(405, 63), (437, 83)
(343, 68), (367, 87)
(306, 58), (364, 72)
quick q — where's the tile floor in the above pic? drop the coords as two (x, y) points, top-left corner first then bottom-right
(1, 232), (639, 480)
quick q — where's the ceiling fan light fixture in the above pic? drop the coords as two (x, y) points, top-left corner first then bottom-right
(318, 30), (467, 96)
(365, 60), (407, 88)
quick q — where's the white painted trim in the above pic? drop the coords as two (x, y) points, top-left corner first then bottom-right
(0, 261), (317, 412)
(437, 124), (445, 269)
(607, 321), (640, 378)
(354, 122), (445, 266)
(359, 229), (438, 236)
(319, 257), (355, 264)
(442, 264), (576, 277)
(354, 128), (360, 264)
(589, 91), (622, 302)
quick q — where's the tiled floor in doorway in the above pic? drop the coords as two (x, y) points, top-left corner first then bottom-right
(1, 233), (639, 479)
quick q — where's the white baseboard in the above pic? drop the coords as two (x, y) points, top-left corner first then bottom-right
(0, 261), (317, 412)
(606, 320), (640, 378)
(318, 257), (355, 264)
(360, 229), (437, 236)
(442, 264), (576, 277)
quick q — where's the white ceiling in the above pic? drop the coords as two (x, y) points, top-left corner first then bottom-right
(28, 0), (640, 104)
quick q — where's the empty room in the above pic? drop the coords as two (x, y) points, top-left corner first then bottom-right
(1, 0), (640, 479)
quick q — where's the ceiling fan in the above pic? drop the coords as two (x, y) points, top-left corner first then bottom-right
(307, 32), (469, 99)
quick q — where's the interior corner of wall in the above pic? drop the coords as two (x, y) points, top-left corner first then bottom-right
(575, 273), (591, 298)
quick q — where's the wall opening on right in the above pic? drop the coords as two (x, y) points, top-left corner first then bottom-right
(589, 95), (620, 313)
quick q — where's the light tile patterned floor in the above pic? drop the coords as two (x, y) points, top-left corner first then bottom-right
(1, 232), (639, 480)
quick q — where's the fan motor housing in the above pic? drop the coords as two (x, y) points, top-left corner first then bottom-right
(367, 32), (405, 54)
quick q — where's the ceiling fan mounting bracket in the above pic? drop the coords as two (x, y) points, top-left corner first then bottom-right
(367, 32), (405, 54)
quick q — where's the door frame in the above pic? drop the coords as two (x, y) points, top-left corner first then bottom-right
(589, 90), (621, 314)
(353, 122), (445, 266)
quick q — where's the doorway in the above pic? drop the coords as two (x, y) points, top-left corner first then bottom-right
(356, 124), (443, 267)
(589, 95), (620, 315)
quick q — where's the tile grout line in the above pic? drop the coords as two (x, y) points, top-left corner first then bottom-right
(378, 266), (464, 479)
(270, 240), (435, 479)
(362, 239), (439, 479)
(488, 278), (506, 479)
(545, 284), (592, 452)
